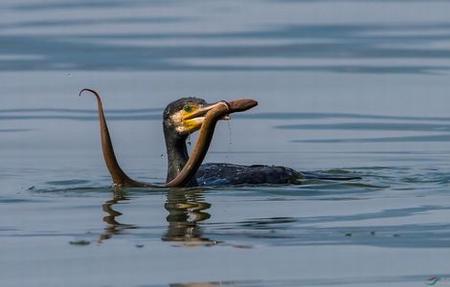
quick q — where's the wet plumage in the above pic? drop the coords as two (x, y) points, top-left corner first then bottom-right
(196, 163), (303, 186)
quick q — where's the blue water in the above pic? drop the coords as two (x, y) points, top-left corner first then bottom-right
(1, 1), (450, 286)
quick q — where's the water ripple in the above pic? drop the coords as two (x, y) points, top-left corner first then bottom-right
(293, 134), (450, 143)
(150, 275), (450, 287)
(1, 20), (450, 73)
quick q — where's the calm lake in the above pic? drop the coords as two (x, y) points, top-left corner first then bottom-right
(1, 0), (450, 286)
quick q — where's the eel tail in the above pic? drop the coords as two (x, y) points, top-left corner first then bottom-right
(79, 89), (149, 187)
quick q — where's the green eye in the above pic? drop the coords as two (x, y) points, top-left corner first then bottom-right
(183, 105), (192, 112)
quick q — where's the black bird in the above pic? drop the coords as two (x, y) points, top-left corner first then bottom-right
(162, 97), (306, 186)
(163, 98), (360, 185)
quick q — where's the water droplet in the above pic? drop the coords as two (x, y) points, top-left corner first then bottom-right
(227, 120), (232, 145)
(226, 121), (232, 161)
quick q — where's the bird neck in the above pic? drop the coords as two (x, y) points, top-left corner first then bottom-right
(164, 133), (198, 186)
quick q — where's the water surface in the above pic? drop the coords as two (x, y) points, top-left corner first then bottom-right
(1, 1), (450, 286)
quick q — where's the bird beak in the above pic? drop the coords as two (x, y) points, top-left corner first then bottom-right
(181, 99), (258, 134)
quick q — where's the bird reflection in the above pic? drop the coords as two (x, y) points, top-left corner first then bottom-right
(163, 188), (219, 247)
(99, 188), (218, 246)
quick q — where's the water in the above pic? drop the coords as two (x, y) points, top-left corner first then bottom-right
(1, 0), (450, 286)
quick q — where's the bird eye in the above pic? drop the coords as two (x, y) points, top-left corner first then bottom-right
(183, 105), (192, 112)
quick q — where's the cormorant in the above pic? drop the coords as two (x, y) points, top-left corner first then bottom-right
(162, 98), (359, 185)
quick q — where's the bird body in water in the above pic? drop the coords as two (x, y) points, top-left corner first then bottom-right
(196, 163), (302, 186)
(163, 98), (359, 186)
(162, 98), (311, 186)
